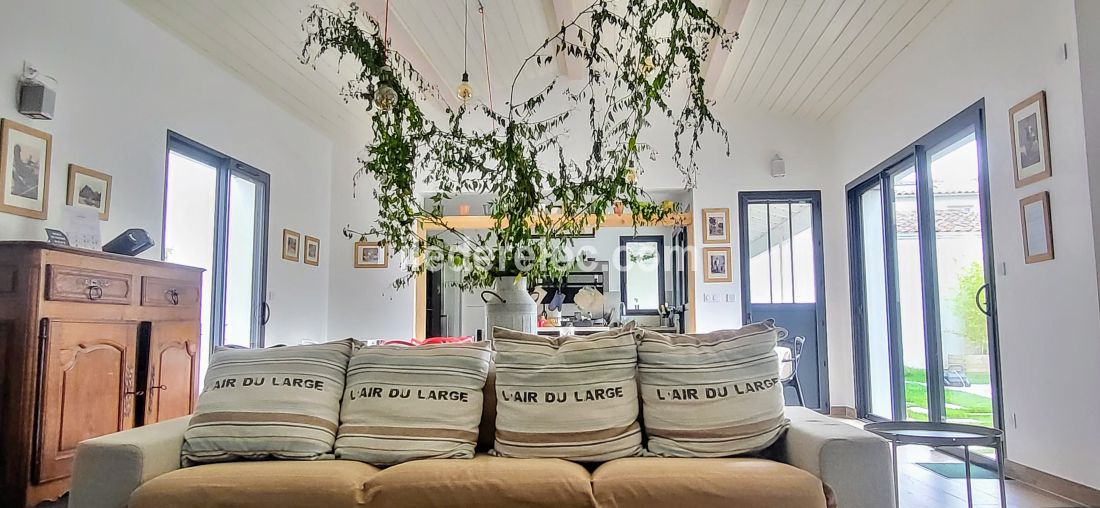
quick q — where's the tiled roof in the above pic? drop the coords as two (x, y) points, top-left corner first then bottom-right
(895, 207), (981, 234)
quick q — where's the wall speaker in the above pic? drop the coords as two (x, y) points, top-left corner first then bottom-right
(18, 81), (55, 120)
(770, 155), (786, 178)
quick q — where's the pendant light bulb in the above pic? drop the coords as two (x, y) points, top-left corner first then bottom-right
(374, 66), (398, 111)
(457, 72), (473, 103)
(625, 166), (637, 184)
(640, 55), (656, 75)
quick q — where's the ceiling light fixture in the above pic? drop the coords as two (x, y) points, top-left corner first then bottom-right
(373, 0), (397, 111)
(456, 0), (474, 104)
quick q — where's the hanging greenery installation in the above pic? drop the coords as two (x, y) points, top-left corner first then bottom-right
(301, 0), (737, 290)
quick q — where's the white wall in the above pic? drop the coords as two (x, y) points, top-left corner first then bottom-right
(0, 0), (334, 345)
(325, 136), (416, 341)
(830, 0), (1100, 489)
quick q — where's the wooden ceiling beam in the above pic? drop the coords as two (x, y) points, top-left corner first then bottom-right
(702, 0), (751, 102)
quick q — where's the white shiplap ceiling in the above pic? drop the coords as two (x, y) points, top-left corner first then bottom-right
(124, 0), (951, 139)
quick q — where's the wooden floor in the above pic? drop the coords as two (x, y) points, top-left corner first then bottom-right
(832, 414), (1084, 508)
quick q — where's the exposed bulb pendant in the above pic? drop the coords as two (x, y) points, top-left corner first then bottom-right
(374, 0), (397, 112)
(375, 73), (398, 111)
(457, 0), (475, 104)
(457, 72), (473, 103)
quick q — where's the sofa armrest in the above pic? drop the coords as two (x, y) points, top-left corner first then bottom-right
(69, 416), (190, 508)
(775, 407), (895, 508)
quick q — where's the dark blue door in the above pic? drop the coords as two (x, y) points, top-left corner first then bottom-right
(739, 192), (828, 410)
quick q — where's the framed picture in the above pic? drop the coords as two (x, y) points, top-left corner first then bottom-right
(66, 164), (112, 220)
(0, 119), (52, 219)
(702, 208), (730, 244)
(282, 229), (301, 262)
(1019, 191), (1054, 263)
(703, 246), (732, 283)
(1010, 91), (1052, 187)
(304, 235), (320, 266)
(354, 241), (388, 268)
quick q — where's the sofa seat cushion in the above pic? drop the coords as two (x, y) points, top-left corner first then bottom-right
(591, 457), (827, 508)
(362, 454), (597, 507)
(129, 460), (379, 508)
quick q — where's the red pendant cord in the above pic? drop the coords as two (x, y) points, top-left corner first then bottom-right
(383, 0), (390, 57)
(479, 2), (493, 110)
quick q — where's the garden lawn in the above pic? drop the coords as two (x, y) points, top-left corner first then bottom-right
(903, 367), (994, 427)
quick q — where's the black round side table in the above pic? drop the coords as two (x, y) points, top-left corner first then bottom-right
(864, 421), (1006, 508)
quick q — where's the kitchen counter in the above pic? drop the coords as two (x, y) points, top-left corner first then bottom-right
(536, 326), (611, 336)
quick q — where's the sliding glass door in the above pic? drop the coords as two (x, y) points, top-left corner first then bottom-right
(163, 132), (269, 373)
(848, 102), (1001, 430)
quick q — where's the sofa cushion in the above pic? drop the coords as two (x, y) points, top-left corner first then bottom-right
(181, 340), (352, 465)
(490, 327), (643, 461)
(336, 342), (492, 465)
(129, 460), (379, 508)
(362, 454), (597, 508)
(591, 457), (827, 508)
(637, 322), (788, 457)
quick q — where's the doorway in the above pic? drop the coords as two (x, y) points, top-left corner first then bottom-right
(738, 191), (828, 410)
(847, 101), (1002, 430)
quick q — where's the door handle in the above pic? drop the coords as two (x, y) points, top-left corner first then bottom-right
(975, 283), (991, 317)
(262, 302), (271, 325)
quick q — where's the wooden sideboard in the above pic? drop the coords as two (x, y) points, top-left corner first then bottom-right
(0, 242), (203, 507)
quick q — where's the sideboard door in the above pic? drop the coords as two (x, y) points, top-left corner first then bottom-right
(145, 320), (200, 423)
(35, 320), (139, 484)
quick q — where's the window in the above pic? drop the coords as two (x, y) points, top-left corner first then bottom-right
(162, 132), (269, 369)
(745, 201), (817, 304)
(619, 235), (666, 315)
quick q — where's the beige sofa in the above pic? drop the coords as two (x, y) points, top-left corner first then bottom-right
(69, 376), (894, 508)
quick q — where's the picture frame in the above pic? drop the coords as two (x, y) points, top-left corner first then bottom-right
(702, 207), (730, 244)
(354, 241), (388, 268)
(1019, 191), (1054, 264)
(66, 164), (112, 220)
(0, 119), (52, 220)
(304, 235), (320, 266)
(282, 229), (301, 262)
(702, 246), (732, 283)
(1009, 91), (1052, 187)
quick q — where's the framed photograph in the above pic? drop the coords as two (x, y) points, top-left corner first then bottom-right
(1019, 191), (1054, 263)
(282, 229), (301, 262)
(703, 246), (733, 283)
(0, 119), (52, 219)
(304, 235), (320, 266)
(1010, 91), (1052, 187)
(66, 164), (112, 220)
(702, 208), (730, 244)
(354, 241), (388, 268)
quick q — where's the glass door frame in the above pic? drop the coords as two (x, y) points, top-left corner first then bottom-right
(846, 100), (1003, 429)
(738, 190), (830, 410)
(162, 131), (270, 349)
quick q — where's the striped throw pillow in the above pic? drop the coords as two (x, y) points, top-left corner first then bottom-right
(637, 321), (789, 457)
(491, 327), (643, 461)
(335, 342), (492, 465)
(181, 340), (352, 466)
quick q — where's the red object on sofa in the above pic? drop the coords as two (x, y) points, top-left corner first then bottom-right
(382, 336), (474, 346)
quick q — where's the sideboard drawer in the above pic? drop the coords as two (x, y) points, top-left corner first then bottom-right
(141, 276), (200, 308)
(45, 265), (133, 305)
